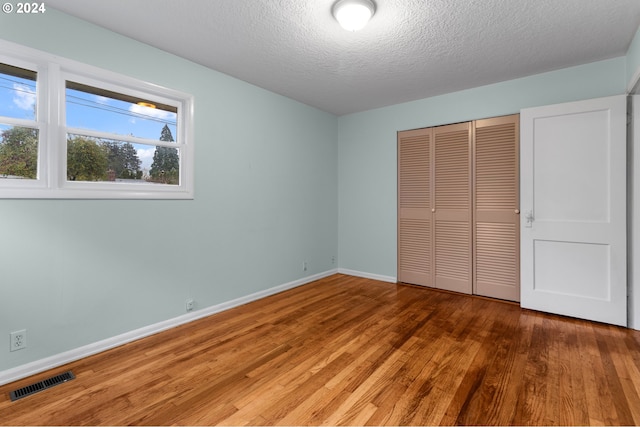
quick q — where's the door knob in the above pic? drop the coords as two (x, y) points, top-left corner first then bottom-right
(432, 208), (436, 213)
(515, 209), (520, 214)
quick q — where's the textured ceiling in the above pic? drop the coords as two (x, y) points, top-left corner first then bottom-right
(46, 0), (640, 116)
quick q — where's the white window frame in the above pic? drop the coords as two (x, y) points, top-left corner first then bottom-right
(0, 39), (194, 199)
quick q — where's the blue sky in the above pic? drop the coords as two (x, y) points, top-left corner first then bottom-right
(0, 70), (177, 170)
(0, 71), (36, 120)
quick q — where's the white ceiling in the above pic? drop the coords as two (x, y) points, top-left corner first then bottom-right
(46, 0), (640, 116)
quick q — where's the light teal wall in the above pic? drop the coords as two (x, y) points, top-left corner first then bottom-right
(627, 27), (640, 90)
(338, 57), (627, 278)
(0, 10), (338, 371)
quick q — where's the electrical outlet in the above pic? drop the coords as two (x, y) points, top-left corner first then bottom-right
(331, 256), (335, 264)
(303, 261), (308, 271)
(186, 299), (195, 312)
(10, 330), (26, 352)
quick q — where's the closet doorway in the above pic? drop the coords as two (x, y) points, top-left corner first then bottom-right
(398, 114), (520, 302)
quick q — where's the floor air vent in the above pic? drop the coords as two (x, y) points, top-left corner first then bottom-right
(10, 371), (75, 401)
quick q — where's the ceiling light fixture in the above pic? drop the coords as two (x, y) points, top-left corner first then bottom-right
(332, 0), (376, 32)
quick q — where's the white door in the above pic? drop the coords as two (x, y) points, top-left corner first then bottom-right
(520, 95), (627, 326)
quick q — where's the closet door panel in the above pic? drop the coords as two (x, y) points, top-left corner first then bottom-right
(474, 115), (520, 302)
(433, 122), (472, 294)
(398, 129), (433, 286)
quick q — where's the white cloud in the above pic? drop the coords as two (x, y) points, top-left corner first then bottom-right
(13, 83), (36, 111)
(94, 95), (110, 105)
(137, 147), (156, 170)
(129, 103), (176, 121)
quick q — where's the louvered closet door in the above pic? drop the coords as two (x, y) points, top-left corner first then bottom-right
(473, 115), (520, 302)
(397, 128), (433, 286)
(433, 123), (472, 294)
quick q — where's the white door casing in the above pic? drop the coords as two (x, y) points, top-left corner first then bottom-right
(631, 95), (640, 330)
(520, 95), (627, 326)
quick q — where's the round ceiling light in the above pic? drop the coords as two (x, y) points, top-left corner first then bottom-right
(332, 0), (376, 32)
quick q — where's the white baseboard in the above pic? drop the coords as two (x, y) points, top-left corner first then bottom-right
(0, 269), (338, 387)
(338, 268), (397, 283)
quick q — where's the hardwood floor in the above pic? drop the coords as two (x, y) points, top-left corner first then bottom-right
(1, 274), (640, 425)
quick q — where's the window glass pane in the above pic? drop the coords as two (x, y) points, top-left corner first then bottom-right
(67, 134), (179, 185)
(0, 63), (37, 121)
(0, 124), (38, 179)
(65, 81), (177, 141)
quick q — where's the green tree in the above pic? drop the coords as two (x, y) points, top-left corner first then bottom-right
(0, 127), (38, 179)
(67, 136), (108, 181)
(149, 125), (179, 184)
(103, 140), (141, 179)
(120, 142), (141, 178)
(160, 124), (173, 143)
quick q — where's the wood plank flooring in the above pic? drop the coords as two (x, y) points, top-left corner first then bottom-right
(1, 274), (640, 425)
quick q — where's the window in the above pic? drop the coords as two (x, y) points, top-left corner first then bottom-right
(65, 80), (180, 185)
(0, 40), (194, 199)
